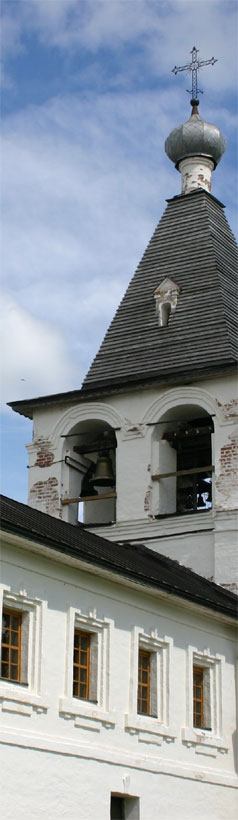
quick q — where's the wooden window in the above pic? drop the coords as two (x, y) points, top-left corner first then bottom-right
(73, 630), (90, 700)
(137, 649), (151, 715)
(193, 665), (204, 728)
(1, 609), (22, 682)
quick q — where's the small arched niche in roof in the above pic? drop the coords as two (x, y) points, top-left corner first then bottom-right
(154, 278), (180, 327)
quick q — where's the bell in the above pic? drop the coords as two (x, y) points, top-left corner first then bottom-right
(90, 453), (115, 487)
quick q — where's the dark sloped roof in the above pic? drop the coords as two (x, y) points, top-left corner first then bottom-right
(1, 494), (237, 620)
(83, 190), (237, 391)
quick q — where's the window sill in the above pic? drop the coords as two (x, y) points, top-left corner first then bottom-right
(125, 713), (176, 746)
(182, 727), (228, 756)
(0, 683), (49, 716)
(59, 697), (116, 731)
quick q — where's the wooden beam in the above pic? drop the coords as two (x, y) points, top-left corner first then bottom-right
(61, 492), (117, 505)
(151, 466), (214, 481)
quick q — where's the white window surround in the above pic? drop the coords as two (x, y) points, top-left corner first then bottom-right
(182, 645), (228, 756)
(125, 628), (175, 745)
(59, 608), (116, 730)
(0, 587), (48, 716)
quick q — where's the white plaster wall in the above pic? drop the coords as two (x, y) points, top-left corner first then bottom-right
(1, 745), (237, 820)
(25, 372), (238, 587)
(0, 539), (237, 820)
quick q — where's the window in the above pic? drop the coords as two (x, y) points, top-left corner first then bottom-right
(72, 627), (98, 703)
(110, 795), (139, 820)
(193, 665), (211, 730)
(125, 629), (175, 745)
(182, 646), (226, 754)
(1, 609), (22, 682)
(60, 609), (115, 731)
(73, 630), (90, 699)
(137, 649), (151, 715)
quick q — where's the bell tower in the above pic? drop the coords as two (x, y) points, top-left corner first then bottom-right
(9, 48), (237, 591)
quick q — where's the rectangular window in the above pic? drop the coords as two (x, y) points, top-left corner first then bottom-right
(137, 649), (151, 715)
(193, 664), (211, 730)
(193, 665), (203, 727)
(1, 609), (22, 682)
(73, 630), (90, 700)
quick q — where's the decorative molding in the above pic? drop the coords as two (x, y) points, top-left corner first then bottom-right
(0, 687), (48, 716)
(0, 588), (47, 716)
(120, 423), (146, 441)
(59, 697), (116, 731)
(51, 402), (124, 447)
(126, 627), (173, 743)
(125, 714), (176, 746)
(142, 387), (223, 427)
(62, 607), (113, 723)
(1, 728), (236, 788)
(182, 645), (226, 757)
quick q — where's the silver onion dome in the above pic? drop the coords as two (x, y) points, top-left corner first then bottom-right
(165, 101), (226, 169)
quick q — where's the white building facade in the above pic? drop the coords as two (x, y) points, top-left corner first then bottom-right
(0, 501), (237, 820)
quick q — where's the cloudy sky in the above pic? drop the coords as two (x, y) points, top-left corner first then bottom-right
(1, 0), (237, 503)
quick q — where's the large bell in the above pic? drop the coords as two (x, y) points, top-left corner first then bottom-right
(90, 453), (115, 487)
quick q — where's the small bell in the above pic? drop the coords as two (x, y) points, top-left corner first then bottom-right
(90, 452), (115, 487)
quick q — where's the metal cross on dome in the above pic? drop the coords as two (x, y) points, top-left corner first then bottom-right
(172, 46), (217, 101)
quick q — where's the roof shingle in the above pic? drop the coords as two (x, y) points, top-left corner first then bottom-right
(83, 190), (237, 391)
(1, 494), (237, 620)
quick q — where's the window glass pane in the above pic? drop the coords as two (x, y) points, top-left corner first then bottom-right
(1, 663), (9, 678)
(10, 649), (18, 664)
(2, 613), (10, 629)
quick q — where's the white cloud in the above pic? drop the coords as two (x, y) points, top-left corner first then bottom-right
(2, 0), (237, 94)
(0, 292), (79, 408)
(2, 79), (236, 407)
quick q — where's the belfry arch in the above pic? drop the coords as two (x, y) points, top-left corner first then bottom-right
(150, 404), (214, 517)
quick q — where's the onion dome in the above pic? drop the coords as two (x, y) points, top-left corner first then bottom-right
(165, 100), (226, 169)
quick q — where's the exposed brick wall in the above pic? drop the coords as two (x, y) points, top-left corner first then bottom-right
(35, 440), (54, 468)
(29, 477), (61, 517)
(215, 433), (238, 509)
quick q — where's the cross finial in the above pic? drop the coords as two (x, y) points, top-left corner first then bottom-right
(172, 46), (217, 104)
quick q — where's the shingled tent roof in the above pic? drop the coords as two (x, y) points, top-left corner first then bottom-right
(1, 494), (237, 619)
(82, 189), (237, 392)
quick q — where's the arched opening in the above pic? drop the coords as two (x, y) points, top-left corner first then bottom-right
(151, 405), (214, 517)
(62, 419), (117, 526)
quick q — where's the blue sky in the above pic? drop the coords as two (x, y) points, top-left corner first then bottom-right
(1, 0), (237, 504)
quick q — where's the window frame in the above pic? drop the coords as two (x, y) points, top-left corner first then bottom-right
(59, 607), (116, 731)
(1, 608), (22, 683)
(125, 627), (175, 744)
(182, 645), (227, 754)
(0, 588), (48, 715)
(137, 648), (151, 716)
(73, 629), (90, 701)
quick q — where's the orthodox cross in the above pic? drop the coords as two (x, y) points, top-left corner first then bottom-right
(172, 46), (217, 101)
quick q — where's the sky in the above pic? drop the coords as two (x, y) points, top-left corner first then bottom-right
(1, 0), (237, 504)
